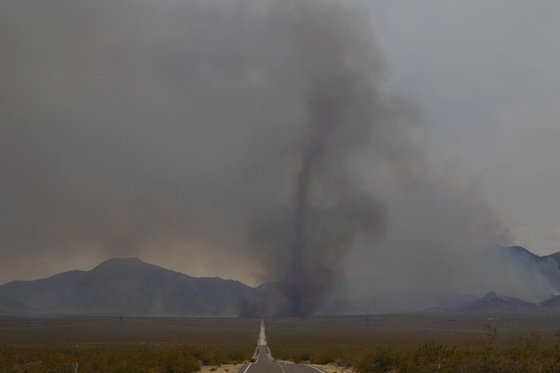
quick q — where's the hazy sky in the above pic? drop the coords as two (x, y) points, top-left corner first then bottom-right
(1, 0), (559, 295)
(368, 0), (560, 254)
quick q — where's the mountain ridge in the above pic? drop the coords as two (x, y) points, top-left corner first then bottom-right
(0, 257), (254, 317)
(3, 246), (560, 316)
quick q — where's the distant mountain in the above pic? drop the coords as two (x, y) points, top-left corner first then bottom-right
(458, 291), (538, 313)
(0, 258), (254, 317)
(501, 246), (560, 289)
(239, 282), (291, 317)
(541, 295), (560, 309)
(330, 246), (560, 315)
(506, 245), (560, 264)
(4, 245), (560, 317)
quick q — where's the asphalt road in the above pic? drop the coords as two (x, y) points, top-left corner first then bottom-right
(239, 321), (324, 373)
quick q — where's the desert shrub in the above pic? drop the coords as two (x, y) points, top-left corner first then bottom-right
(356, 346), (402, 373)
(290, 351), (311, 363)
(226, 350), (246, 363)
(407, 342), (459, 373)
(309, 350), (336, 365)
(0, 345), (226, 373)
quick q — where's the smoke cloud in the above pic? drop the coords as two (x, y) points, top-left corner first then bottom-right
(1, 0), (539, 314)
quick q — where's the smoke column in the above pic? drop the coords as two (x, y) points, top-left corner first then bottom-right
(0, 0), (522, 314)
(260, 3), (387, 315)
(287, 94), (338, 316)
(0, 0), (387, 314)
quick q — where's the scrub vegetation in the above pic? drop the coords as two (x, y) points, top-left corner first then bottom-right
(3, 315), (560, 372)
(267, 315), (560, 373)
(274, 333), (560, 373)
(0, 318), (257, 373)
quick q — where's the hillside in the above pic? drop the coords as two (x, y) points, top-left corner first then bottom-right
(458, 291), (538, 313)
(0, 258), (254, 316)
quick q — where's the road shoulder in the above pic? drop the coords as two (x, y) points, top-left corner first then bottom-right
(198, 363), (244, 373)
(306, 363), (355, 373)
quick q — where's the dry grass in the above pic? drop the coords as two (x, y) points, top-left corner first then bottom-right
(3, 314), (560, 372)
(0, 317), (258, 372)
(265, 314), (560, 373)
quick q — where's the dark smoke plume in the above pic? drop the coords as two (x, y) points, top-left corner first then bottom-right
(0, 0), (386, 315)
(237, 1), (386, 316)
(282, 77), (384, 316)
(1, 0), (518, 314)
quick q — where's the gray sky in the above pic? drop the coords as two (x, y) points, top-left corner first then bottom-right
(368, 0), (560, 255)
(0, 0), (559, 299)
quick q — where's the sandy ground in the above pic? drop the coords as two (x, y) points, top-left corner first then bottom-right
(276, 360), (355, 373)
(309, 363), (355, 373)
(198, 363), (244, 373)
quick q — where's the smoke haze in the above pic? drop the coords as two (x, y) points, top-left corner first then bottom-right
(2, 0), (557, 312)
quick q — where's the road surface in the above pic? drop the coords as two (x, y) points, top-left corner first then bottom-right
(239, 320), (324, 373)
